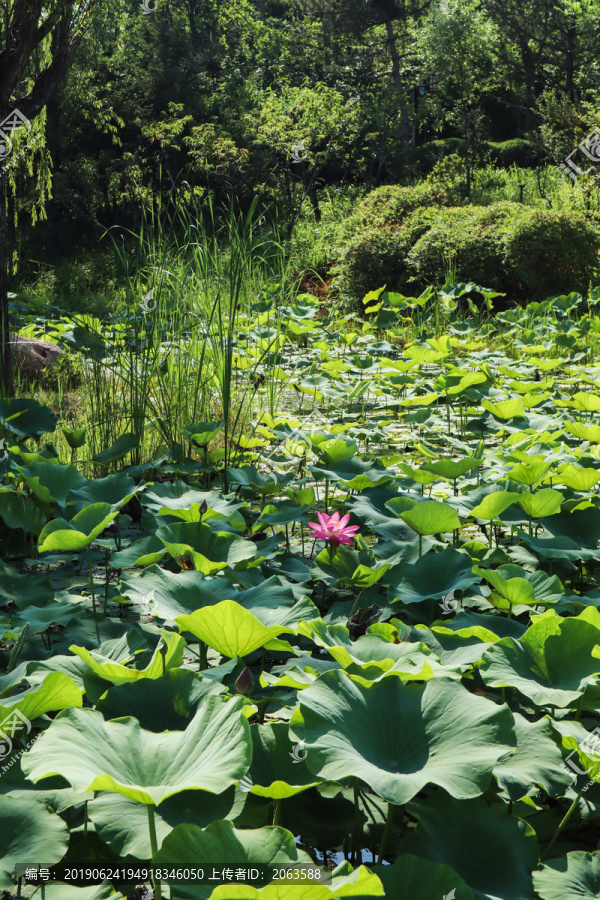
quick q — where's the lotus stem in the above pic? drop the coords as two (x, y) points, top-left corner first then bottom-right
(148, 805), (162, 900)
(199, 640), (208, 670)
(542, 782), (586, 860)
(352, 776), (361, 865)
(89, 548), (96, 615)
(377, 802), (394, 865)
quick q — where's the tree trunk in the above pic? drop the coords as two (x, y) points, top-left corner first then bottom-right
(565, 23), (576, 101)
(0, 172), (11, 395)
(382, 13), (412, 151)
(45, 93), (60, 262)
(187, 0), (198, 51)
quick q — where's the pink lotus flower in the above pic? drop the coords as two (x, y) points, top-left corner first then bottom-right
(307, 511), (360, 547)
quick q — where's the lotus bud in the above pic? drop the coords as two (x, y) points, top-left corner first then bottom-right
(235, 666), (254, 695)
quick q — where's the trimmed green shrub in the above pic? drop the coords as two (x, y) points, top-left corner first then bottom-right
(486, 139), (546, 168)
(502, 209), (600, 297)
(415, 138), (467, 173)
(332, 184), (449, 301)
(335, 184), (600, 303)
(407, 203), (521, 289)
(342, 182), (449, 233)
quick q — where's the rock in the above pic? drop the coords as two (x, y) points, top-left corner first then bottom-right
(9, 333), (63, 379)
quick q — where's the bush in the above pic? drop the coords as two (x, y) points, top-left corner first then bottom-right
(335, 185), (600, 303)
(415, 139), (466, 174)
(343, 183), (449, 233)
(333, 184), (449, 300)
(407, 202), (521, 289)
(502, 209), (600, 297)
(486, 139), (546, 168)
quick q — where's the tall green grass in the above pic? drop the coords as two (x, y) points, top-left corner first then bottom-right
(18, 199), (300, 473)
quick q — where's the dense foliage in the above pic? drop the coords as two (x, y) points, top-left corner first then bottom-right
(2, 285), (600, 897)
(3, 1), (600, 898)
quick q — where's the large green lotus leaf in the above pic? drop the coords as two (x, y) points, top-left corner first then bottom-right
(533, 850), (600, 899)
(0, 662), (27, 697)
(376, 854), (472, 900)
(289, 672), (515, 805)
(48, 612), (131, 652)
(120, 566), (232, 620)
(91, 432), (139, 465)
(156, 522), (256, 574)
(180, 420), (224, 447)
(348, 648), (459, 683)
(22, 698), (251, 805)
(142, 481), (246, 520)
(0, 796), (69, 890)
(120, 568), (314, 630)
(66, 473), (141, 513)
(95, 668), (225, 731)
(482, 398), (526, 419)
(0, 398), (57, 438)
(26, 655), (88, 693)
(516, 489), (564, 519)
(256, 501), (311, 528)
(423, 457), (480, 480)
(556, 464), (600, 491)
(493, 713), (573, 801)
(153, 820), (315, 900)
(480, 608), (600, 707)
(514, 528), (600, 562)
(398, 500), (460, 536)
(398, 793), (538, 900)
(473, 566), (535, 610)
(572, 391), (600, 412)
(9, 598), (84, 634)
(348, 488), (416, 545)
(0, 491), (45, 533)
(300, 625), (461, 681)
(565, 421), (600, 442)
(309, 457), (394, 491)
(241, 723), (321, 799)
(0, 563), (54, 608)
(418, 624), (501, 668)
(225, 466), (292, 496)
(157, 501), (246, 531)
(38, 503), (119, 553)
(69, 631), (186, 685)
(202, 866), (384, 899)
(437, 611), (527, 641)
(17, 461), (86, 506)
(310, 543), (384, 586)
(176, 600), (295, 658)
(470, 492), (521, 521)
(517, 569), (564, 607)
(0, 672), (82, 732)
(385, 547), (479, 604)
(110, 534), (166, 568)
(88, 787), (243, 858)
(317, 437), (358, 464)
(540, 507), (600, 548)
(506, 460), (550, 487)
(397, 464), (437, 486)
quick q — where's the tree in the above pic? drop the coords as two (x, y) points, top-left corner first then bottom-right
(417, 0), (498, 194)
(0, 0), (104, 394)
(253, 83), (362, 234)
